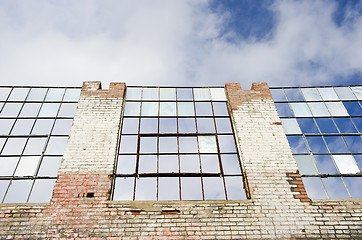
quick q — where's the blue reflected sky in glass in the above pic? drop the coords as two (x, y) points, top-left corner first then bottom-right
(322, 177), (350, 199)
(305, 136), (329, 154)
(159, 118), (177, 133)
(352, 117), (362, 132)
(313, 155), (339, 174)
(297, 118), (320, 134)
(286, 136), (308, 154)
(293, 155), (318, 175)
(274, 103), (294, 117)
(315, 118), (339, 133)
(343, 102), (362, 116)
(333, 118), (358, 133)
(353, 155), (362, 171)
(203, 177), (225, 200)
(140, 118), (158, 133)
(343, 136), (362, 153)
(343, 177), (362, 198)
(178, 118), (196, 133)
(324, 136), (349, 153)
(270, 89), (286, 101)
(302, 177), (328, 199)
(284, 89), (304, 101)
(333, 155), (360, 174)
(351, 87), (362, 99)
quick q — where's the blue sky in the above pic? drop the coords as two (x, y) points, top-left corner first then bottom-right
(0, 0), (361, 88)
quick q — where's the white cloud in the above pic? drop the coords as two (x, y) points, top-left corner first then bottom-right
(0, 0), (361, 88)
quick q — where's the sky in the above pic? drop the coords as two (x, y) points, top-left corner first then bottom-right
(0, 0), (361, 89)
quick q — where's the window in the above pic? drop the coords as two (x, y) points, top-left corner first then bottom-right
(113, 87), (247, 200)
(271, 86), (362, 199)
(0, 87), (80, 203)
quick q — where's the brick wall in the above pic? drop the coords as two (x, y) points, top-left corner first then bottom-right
(0, 82), (361, 239)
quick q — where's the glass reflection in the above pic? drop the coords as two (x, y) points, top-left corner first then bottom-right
(270, 89), (286, 101)
(286, 136), (308, 154)
(37, 157), (62, 177)
(308, 102), (330, 117)
(218, 135), (237, 153)
(0, 103), (22, 117)
(138, 155), (157, 173)
(333, 155), (359, 174)
(334, 87), (356, 100)
(343, 177), (362, 198)
(193, 88), (210, 100)
(0, 157), (19, 176)
(177, 102), (195, 116)
(159, 137), (178, 153)
(63, 89), (81, 101)
(52, 119), (73, 135)
(224, 176), (246, 200)
(322, 177), (350, 198)
(305, 136), (329, 154)
(116, 155), (136, 174)
(293, 155), (318, 175)
(23, 138), (46, 155)
(178, 118), (196, 133)
(290, 103), (312, 117)
(124, 102), (140, 116)
(325, 102), (348, 116)
(284, 89), (304, 101)
(142, 88), (159, 100)
(351, 86), (362, 99)
(0, 180), (10, 202)
(113, 177), (134, 200)
(195, 102), (213, 116)
(31, 119), (54, 135)
(198, 136), (217, 153)
(317, 88), (339, 100)
(3, 180), (33, 203)
(215, 118), (232, 133)
(221, 154), (241, 174)
(352, 117), (362, 132)
(160, 88), (176, 100)
(126, 88), (142, 100)
(159, 155), (178, 173)
(158, 177), (179, 200)
(353, 155), (362, 170)
(200, 155), (220, 173)
(19, 103), (41, 117)
(203, 177), (225, 200)
(28, 179), (56, 203)
(45, 88), (65, 101)
(313, 155), (339, 174)
(0, 88), (11, 101)
(324, 136), (349, 153)
(343, 102), (362, 116)
(26, 88), (47, 101)
(159, 118), (177, 133)
(300, 88), (322, 101)
(58, 103), (77, 117)
(281, 119), (301, 134)
(212, 102), (229, 116)
(122, 118), (140, 134)
(8, 88), (29, 101)
(302, 177), (328, 199)
(315, 118), (338, 133)
(0, 119), (15, 135)
(140, 118), (158, 133)
(334, 118), (358, 133)
(179, 137), (198, 153)
(180, 155), (200, 173)
(1, 138), (27, 155)
(139, 137), (157, 153)
(275, 103), (294, 117)
(210, 88), (226, 101)
(197, 118), (215, 133)
(135, 177), (156, 200)
(343, 136), (362, 153)
(141, 102), (158, 116)
(159, 102), (176, 116)
(177, 88), (193, 100)
(38, 103), (60, 117)
(181, 177), (203, 200)
(45, 137), (68, 155)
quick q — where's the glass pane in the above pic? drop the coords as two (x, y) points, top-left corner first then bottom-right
(177, 88), (193, 100)
(195, 102), (213, 116)
(52, 119), (73, 135)
(334, 87), (356, 100)
(28, 179), (56, 203)
(343, 102), (362, 116)
(58, 103), (77, 117)
(221, 154), (241, 174)
(138, 155), (157, 173)
(159, 102), (176, 116)
(293, 155), (318, 175)
(308, 102), (330, 117)
(160, 88), (176, 100)
(286, 136), (308, 154)
(218, 135), (237, 153)
(354, 155), (362, 170)
(3, 180), (33, 203)
(0, 119), (15, 135)
(352, 117), (362, 132)
(284, 89), (304, 101)
(203, 177), (225, 200)
(324, 136), (349, 153)
(210, 88), (226, 101)
(159, 118), (177, 133)
(45, 137), (68, 155)
(126, 88), (142, 100)
(334, 118), (358, 133)
(290, 103), (312, 117)
(1, 138), (27, 155)
(140, 137), (157, 153)
(31, 119), (54, 135)
(300, 88), (322, 101)
(314, 155), (339, 174)
(198, 135), (217, 153)
(275, 103), (294, 117)
(19, 103), (41, 117)
(135, 177), (156, 200)
(63, 89), (81, 101)
(200, 155), (220, 173)
(318, 88), (339, 100)
(178, 118), (196, 133)
(37, 157), (62, 177)
(181, 177), (202, 200)
(113, 177), (134, 200)
(8, 88), (29, 101)
(121, 118), (139, 134)
(213, 102), (229, 116)
(0, 180), (10, 202)
(45, 88), (65, 101)
(270, 89), (286, 101)
(343, 136), (362, 153)
(302, 177), (328, 199)
(297, 118), (319, 134)
(0, 138), (5, 150)
(180, 155), (200, 173)
(315, 118), (338, 133)
(343, 177), (362, 198)
(215, 118), (232, 133)
(0, 157), (19, 175)
(281, 119), (302, 134)
(351, 86), (362, 99)
(333, 155), (359, 174)
(179, 137), (198, 153)
(23, 138), (47, 155)
(322, 177), (350, 198)
(158, 177), (179, 200)
(159, 155), (178, 173)
(0, 88), (11, 101)
(197, 118), (215, 133)
(325, 102), (348, 116)
(142, 88), (159, 100)
(140, 118), (158, 133)
(305, 136), (328, 154)
(38, 103), (60, 117)
(116, 155), (136, 174)
(119, 136), (138, 153)
(27, 88), (47, 101)
(141, 102), (158, 116)
(193, 88), (210, 101)
(0, 103), (22, 117)
(224, 176), (246, 200)
(177, 102), (195, 116)
(159, 137), (178, 153)
(124, 102), (140, 116)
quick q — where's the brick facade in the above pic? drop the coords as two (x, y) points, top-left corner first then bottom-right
(0, 82), (361, 239)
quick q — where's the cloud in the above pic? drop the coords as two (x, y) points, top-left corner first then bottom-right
(0, 0), (361, 88)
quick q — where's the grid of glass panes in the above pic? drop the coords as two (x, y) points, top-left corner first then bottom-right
(0, 86), (80, 203)
(270, 86), (362, 199)
(113, 87), (247, 201)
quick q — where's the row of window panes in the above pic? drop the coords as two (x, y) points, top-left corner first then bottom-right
(117, 154), (241, 175)
(281, 117), (362, 134)
(114, 176), (246, 201)
(126, 87), (227, 101)
(294, 154), (361, 175)
(287, 135), (362, 155)
(122, 117), (232, 134)
(0, 102), (77, 117)
(302, 176), (361, 199)
(0, 137), (68, 155)
(124, 101), (229, 117)
(270, 87), (362, 102)
(0, 179), (56, 203)
(275, 101), (362, 117)
(119, 135), (237, 154)
(0, 88), (80, 102)
(0, 119), (73, 136)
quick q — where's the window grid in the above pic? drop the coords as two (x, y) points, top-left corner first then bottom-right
(270, 86), (362, 199)
(0, 86), (81, 203)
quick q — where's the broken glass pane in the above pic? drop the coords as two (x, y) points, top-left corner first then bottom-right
(293, 155), (318, 175)
(113, 177), (134, 200)
(197, 118), (215, 133)
(8, 88), (29, 101)
(23, 138), (46, 155)
(138, 155), (157, 173)
(26, 88), (47, 101)
(58, 103), (77, 117)
(198, 136), (217, 153)
(37, 157), (62, 177)
(11, 119), (35, 135)
(139, 137), (157, 153)
(159, 118), (177, 133)
(281, 119), (302, 134)
(221, 154), (241, 174)
(313, 155), (339, 174)
(52, 119), (73, 135)
(334, 87), (356, 100)
(38, 103), (60, 117)
(116, 155), (137, 174)
(302, 177), (328, 199)
(177, 88), (193, 101)
(19, 103), (41, 117)
(212, 102), (229, 116)
(31, 119), (54, 135)
(159, 155), (179, 173)
(45, 137), (68, 155)
(193, 88), (210, 101)
(159, 102), (176, 116)
(200, 155), (220, 173)
(177, 102), (195, 116)
(179, 137), (198, 153)
(45, 88), (65, 101)
(195, 102), (213, 116)
(0, 157), (19, 176)
(178, 118), (196, 133)
(224, 176), (246, 200)
(158, 177), (179, 200)
(160, 88), (176, 100)
(300, 88), (322, 101)
(139, 118), (158, 133)
(3, 180), (33, 203)
(0, 103), (22, 117)
(63, 89), (81, 101)
(28, 179), (56, 203)
(210, 88), (226, 101)
(141, 102), (158, 116)
(126, 88), (142, 100)
(122, 118), (139, 134)
(203, 177), (225, 200)
(218, 135), (237, 153)
(135, 177), (156, 200)
(1, 138), (27, 155)
(181, 177), (203, 200)
(142, 88), (159, 100)
(119, 136), (138, 153)
(180, 155), (200, 173)
(159, 137), (178, 153)
(333, 155), (359, 174)
(322, 177), (350, 198)
(124, 102), (140, 116)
